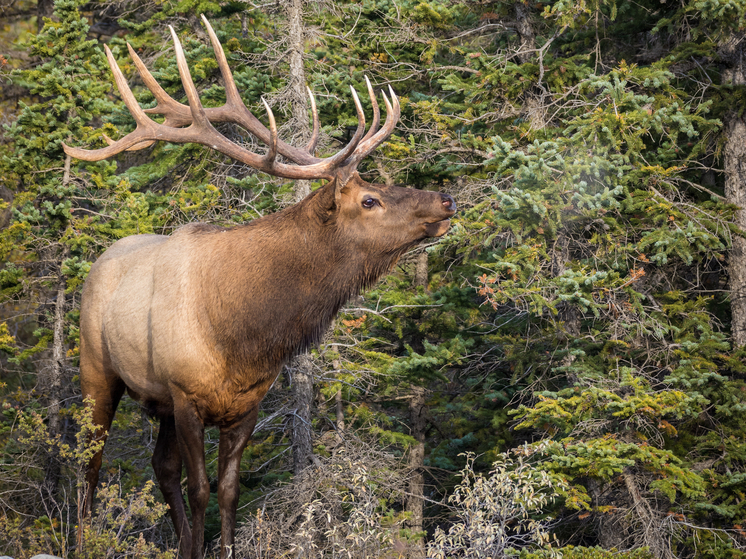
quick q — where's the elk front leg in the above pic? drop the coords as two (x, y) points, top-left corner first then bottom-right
(217, 407), (258, 559)
(171, 389), (209, 559)
(152, 414), (191, 558)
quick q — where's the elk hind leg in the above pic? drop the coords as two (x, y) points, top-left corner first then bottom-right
(171, 388), (210, 559)
(77, 369), (125, 548)
(152, 414), (192, 558)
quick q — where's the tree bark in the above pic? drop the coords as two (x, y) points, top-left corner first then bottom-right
(287, 0), (312, 154)
(44, 265), (67, 504)
(37, 0), (54, 32)
(406, 386), (427, 558)
(43, 155), (72, 504)
(290, 354), (315, 475)
(284, 0), (317, 476)
(622, 468), (673, 559)
(723, 36), (746, 348)
(334, 388), (345, 432)
(514, 2), (535, 64)
(287, 0), (311, 204)
(552, 231), (580, 338)
(588, 479), (627, 551)
(414, 252), (428, 289)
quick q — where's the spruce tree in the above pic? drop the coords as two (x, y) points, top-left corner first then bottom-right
(0, 0), (119, 513)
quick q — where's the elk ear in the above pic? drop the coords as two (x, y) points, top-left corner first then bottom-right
(315, 176), (350, 222)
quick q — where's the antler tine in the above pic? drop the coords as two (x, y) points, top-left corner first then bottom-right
(389, 85), (400, 112)
(324, 85), (367, 165)
(103, 45), (149, 126)
(261, 99), (278, 166)
(361, 76), (380, 143)
(128, 43), (192, 128)
(304, 86), (320, 156)
(102, 132), (154, 152)
(169, 26), (211, 129)
(201, 15), (246, 111)
(63, 44), (162, 161)
(372, 88), (400, 146)
(340, 84), (400, 169)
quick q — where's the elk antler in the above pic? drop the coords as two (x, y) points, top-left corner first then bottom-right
(63, 16), (401, 182)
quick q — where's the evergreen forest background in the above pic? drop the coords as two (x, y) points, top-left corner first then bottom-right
(1, 0), (746, 557)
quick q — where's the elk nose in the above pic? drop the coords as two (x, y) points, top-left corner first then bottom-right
(441, 193), (456, 212)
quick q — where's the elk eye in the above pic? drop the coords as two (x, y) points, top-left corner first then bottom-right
(362, 197), (378, 209)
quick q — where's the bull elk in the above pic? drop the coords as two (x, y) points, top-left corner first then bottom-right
(64, 17), (456, 559)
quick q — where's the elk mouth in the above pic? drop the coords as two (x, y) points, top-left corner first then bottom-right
(423, 194), (456, 237)
(424, 218), (452, 237)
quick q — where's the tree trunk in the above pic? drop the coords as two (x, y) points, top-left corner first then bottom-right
(284, 0), (317, 476)
(414, 252), (428, 289)
(287, 0), (311, 205)
(44, 267), (67, 505)
(287, 0), (311, 154)
(588, 478), (627, 551)
(622, 468), (673, 559)
(514, 2), (535, 64)
(406, 386), (427, 558)
(723, 36), (746, 348)
(725, 117), (746, 348)
(409, 254), (429, 556)
(290, 354), (315, 475)
(43, 155), (72, 505)
(37, 0), (54, 32)
(335, 388), (345, 433)
(0, 185), (13, 229)
(552, 231), (580, 338)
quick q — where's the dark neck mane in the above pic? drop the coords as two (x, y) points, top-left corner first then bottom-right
(199, 195), (404, 375)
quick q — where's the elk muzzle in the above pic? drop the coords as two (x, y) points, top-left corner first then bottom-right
(424, 193), (457, 237)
